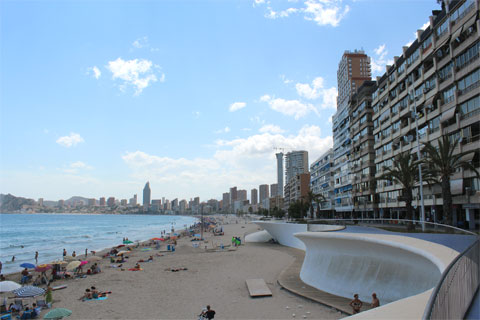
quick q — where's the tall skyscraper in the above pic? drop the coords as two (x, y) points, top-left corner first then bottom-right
(237, 189), (247, 201)
(270, 184), (278, 198)
(143, 182), (151, 208)
(222, 192), (230, 210)
(107, 197), (115, 207)
(251, 188), (258, 205)
(99, 197), (106, 206)
(285, 151), (309, 184)
(332, 50), (371, 214)
(259, 184), (269, 203)
(276, 152), (284, 197)
(230, 187), (237, 206)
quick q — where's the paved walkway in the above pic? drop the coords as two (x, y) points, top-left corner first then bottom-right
(277, 247), (371, 316)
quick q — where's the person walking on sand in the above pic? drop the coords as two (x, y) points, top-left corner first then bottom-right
(45, 286), (53, 306)
(349, 294), (362, 314)
(201, 305), (216, 319)
(35, 251), (38, 264)
(371, 293), (380, 308)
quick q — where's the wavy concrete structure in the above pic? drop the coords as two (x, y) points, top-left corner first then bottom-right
(295, 232), (459, 312)
(254, 221), (344, 250)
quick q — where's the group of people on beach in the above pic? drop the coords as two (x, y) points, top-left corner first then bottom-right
(349, 293), (380, 314)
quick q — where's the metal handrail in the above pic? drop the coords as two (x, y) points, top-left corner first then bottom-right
(423, 238), (480, 319)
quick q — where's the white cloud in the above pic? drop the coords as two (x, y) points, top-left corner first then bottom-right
(257, 0), (349, 27)
(215, 126), (231, 134)
(229, 102), (247, 112)
(260, 94), (318, 119)
(193, 111), (201, 118)
(370, 44), (394, 76)
(259, 124), (285, 134)
(122, 125), (332, 198)
(88, 66), (101, 79)
(62, 161), (92, 174)
(106, 58), (163, 95)
(56, 133), (84, 148)
(280, 74), (293, 84)
(295, 76), (337, 109)
(132, 36), (148, 49)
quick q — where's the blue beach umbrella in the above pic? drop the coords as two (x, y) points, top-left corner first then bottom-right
(20, 263), (36, 269)
(13, 286), (45, 297)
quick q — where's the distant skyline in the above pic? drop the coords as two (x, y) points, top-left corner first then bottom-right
(1, 0), (438, 201)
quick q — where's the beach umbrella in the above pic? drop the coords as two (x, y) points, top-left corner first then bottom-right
(87, 256), (101, 262)
(80, 261), (89, 266)
(117, 251), (129, 255)
(50, 260), (68, 265)
(151, 238), (163, 241)
(116, 244), (125, 248)
(20, 263), (36, 269)
(66, 261), (81, 271)
(43, 308), (72, 319)
(0, 281), (21, 292)
(63, 256), (77, 261)
(124, 240), (133, 244)
(13, 286), (45, 297)
(35, 264), (52, 272)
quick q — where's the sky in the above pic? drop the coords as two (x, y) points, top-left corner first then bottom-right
(0, 0), (438, 202)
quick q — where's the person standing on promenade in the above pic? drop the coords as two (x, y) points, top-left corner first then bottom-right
(349, 294), (363, 314)
(371, 293), (380, 308)
(85, 248), (88, 257)
(35, 251), (38, 264)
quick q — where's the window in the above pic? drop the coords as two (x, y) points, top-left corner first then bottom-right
(459, 96), (480, 119)
(428, 116), (440, 133)
(422, 35), (432, 52)
(397, 61), (406, 76)
(450, 0), (475, 26)
(457, 69), (480, 95)
(436, 19), (448, 38)
(392, 120), (400, 133)
(407, 48), (420, 67)
(438, 61), (453, 83)
(424, 76), (436, 93)
(455, 41), (480, 71)
(392, 103), (399, 116)
(442, 85), (456, 105)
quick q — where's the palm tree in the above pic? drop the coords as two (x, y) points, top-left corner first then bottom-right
(377, 151), (423, 230)
(422, 136), (479, 226)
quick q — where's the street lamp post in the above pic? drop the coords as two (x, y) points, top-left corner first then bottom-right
(411, 90), (426, 231)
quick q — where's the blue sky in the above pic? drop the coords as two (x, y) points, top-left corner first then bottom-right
(1, 0), (438, 202)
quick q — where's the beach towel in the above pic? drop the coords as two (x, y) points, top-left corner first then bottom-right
(128, 268), (143, 271)
(84, 296), (108, 301)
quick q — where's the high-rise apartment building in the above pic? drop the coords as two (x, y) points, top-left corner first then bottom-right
(270, 184), (278, 198)
(107, 197), (115, 207)
(350, 81), (377, 217)
(37, 198), (44, 206)
(222, 192), (230, 211)
(251, 188), (258, 205)
(99, 197), (106, 206)
(333, 50), (371, 214)
(284, 173), (311, 211)
(88, 198), (96, 207)
(310, 148), (334, 217)
(285, 151), (309, 184)
(276, 152), (284, 197)
(259, 184), (269, 203)
(237, 189), (247, 201)
(229, 187), (237, 206)
(143, 182), (151, 208)
(371, 0), (479, 227)
(179, 200), (187, 213)
(129, 194), (137, 206)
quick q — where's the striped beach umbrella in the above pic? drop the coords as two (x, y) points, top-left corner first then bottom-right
(35, 264), (52, 272)
(13, 286), (45, 297)
(43, 308), (72, 319)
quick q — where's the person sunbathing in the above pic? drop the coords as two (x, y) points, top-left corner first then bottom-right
(80, 289), (92, 301)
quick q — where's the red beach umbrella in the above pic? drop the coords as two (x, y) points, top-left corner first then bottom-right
(151, 238), (163, 241)
(35, 264), (52, 272)
(80, 261), (89, 266)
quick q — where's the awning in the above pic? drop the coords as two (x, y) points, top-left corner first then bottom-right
(425, 95), (437, 108)
(435, 35), (451, 49)
(460, 151), (475, 161)
(393, 137), (401, 144)
(440, 107), (456, 122)
(463, 13), (478, 30)
(450, 179), (463, 195)
(451, 26), (463, 42)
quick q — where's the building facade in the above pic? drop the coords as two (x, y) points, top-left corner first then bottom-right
(251, 188), (258, 205)
(270, 184), (278, 198)
(285, 151), (309, 184)
(143, 182), (151, 208)
(276, 152), (284, 197)
(332, 50), (372, 214)
(310, 148), (334, 217)
(259, 184), (269, 203)
(284, 173), (311, 211)
(371, 0), (479, 227)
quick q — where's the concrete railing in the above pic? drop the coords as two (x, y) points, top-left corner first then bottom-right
(423, 238), (480, 320)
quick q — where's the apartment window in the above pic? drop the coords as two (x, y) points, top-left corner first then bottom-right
(392, 120), (400, 133)
(397, 61), (406, 76)
(392, 103), (399, 116)
(422, 35), (432, 53)
(428, 116), (440, 133)
(455, 41), (480, 71)
(424, 76), (436, 93)
(450, 0), (475, 26)
(459, 96), (480, 119)
(389, 72), (396, 83)
(406, 48), (420, 67)
(442, 85), (456, 105)
(359, 114), (368, 125)
(457, 69), (480, 96)
(438, 61), (454, 83)
(436, 19), (448, 38)
(382, 126), (392, 138)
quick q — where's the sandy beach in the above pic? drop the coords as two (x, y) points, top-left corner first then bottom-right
(2, 216), (341, 320)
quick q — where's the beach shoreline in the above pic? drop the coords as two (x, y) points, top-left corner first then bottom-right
(1, 215), (340, 319)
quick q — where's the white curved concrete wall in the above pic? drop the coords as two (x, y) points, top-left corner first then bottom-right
(245, 230), (272, 242)
(254, 222), (308, 250)
(295, 232), (458, 305)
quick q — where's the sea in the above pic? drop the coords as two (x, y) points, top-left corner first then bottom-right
(0, 213), (198, 275)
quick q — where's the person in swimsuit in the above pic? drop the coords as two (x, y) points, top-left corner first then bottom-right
(371, 292), (380, 308)
(349, 294), (363, 314)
